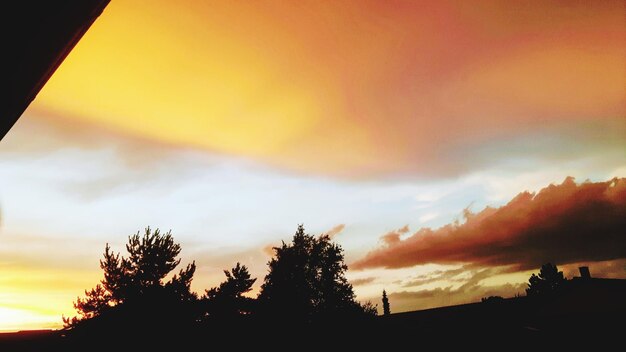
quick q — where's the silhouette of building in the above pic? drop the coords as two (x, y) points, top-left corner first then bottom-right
(578, 266), (591, 279)
(564, 266), (626, 308)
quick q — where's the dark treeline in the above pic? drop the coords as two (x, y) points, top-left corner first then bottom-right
(61, 225), (376, 346)
(2, 228), (624, 350)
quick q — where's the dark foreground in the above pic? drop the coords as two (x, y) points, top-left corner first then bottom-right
(0, 313), (622, 351)
(2, 279), (625, 351)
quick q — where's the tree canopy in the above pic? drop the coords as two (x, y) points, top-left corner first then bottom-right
(526, 262), (566, 297)
(258, 224), (374, 323)
(64, 224), (376, 334)
(64, 227), (196, 327)
(203, 262), (256, 320)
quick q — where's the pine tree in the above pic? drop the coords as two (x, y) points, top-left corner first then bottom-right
(204, 262), (257, 319)
(382, 290), (390, 316)
(64, 227), (197, 328)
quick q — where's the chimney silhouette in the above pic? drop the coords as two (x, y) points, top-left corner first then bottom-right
(579, 266), (591, 279)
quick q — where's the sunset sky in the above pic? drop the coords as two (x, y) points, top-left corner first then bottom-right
(1, 0), (625, 331)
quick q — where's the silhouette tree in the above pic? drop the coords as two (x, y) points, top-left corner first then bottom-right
(382, 290), (390, 315)
(526, 263), (566, 297)
(64, 227), (196, 327)
(203, 262), (256, 319)
(258, 224), (374, 323)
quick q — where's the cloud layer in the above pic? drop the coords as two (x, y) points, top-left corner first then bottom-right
(30, 0), (625, 178)
(387, 281), (526, 313)
(367, 267), (526, 313)
(354, 177), (626, 270)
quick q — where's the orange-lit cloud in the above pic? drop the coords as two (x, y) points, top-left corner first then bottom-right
(380, 225), (410, 246)
(28, 0), (625, 178)
(322, 224), (345, 239)
(354, 177), (626, 270)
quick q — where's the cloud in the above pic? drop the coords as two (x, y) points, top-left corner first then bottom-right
(353, 177), (626, 270)
(560, 259), (626, 280)
(388, 282), (526, 313)
(322, 224), (345, 239)
(418, 212), (438, 223)
(380, 225), (410, 246)
(23, 0), (625, 179)
(375, 268), (526, 312)
(350, 277), (376, 286)
(262, 244), (275, 257)
(384, 258), (626, 313)
(0, 232), (103, 271)
(2, 109), (171, 160)
(400, 266), (468, 288)
(1, 111), (227, 200)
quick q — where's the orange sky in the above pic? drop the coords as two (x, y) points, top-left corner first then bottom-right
(35, 0), (625, 177)
(1, 0), (625, 331)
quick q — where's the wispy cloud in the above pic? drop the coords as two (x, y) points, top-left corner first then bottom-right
(418, 212), (438, 223)
(399, 266), (468, 288)
(322, 224), (345, 239)
(350, 277), (376, 286)
(370, 268), (526, 313)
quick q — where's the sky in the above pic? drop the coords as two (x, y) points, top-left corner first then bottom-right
(1, 0), (625, 331)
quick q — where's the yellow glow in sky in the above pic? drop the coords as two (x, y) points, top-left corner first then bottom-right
(38, 1), (326, 155)
(0, 267), (97, 331)
(35, 0), (624, 177)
